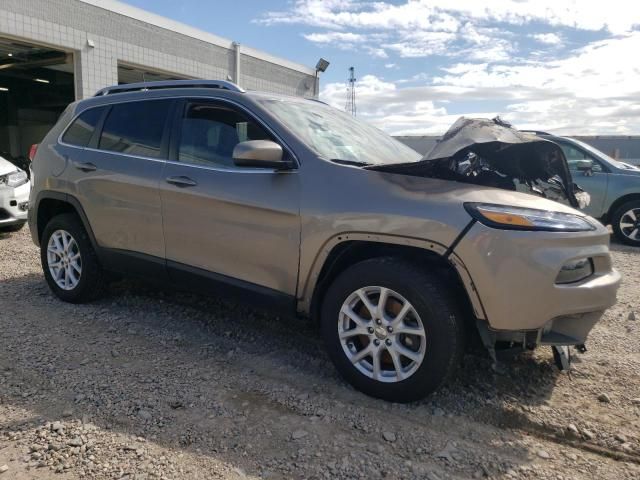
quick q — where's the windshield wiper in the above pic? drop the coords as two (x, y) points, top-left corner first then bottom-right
(329, 158), (370, 167)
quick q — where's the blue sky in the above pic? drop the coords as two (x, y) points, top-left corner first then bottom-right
(125, 0), (640, 135)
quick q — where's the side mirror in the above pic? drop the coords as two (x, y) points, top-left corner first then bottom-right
(232, 140), (293, 170)
(576, 159), (594, 173)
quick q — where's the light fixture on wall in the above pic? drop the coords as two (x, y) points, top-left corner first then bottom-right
(313, 58), (330, 96)
(34, 78), (50, 84)
(86, 39), (95, 48)
(315, 58), (330, 73)
(0, 87), (8, 91)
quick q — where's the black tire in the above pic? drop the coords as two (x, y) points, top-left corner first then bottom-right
(41, 213), (104, 303)
(611, 200), (640, 246)
(320, 257), (464, 403)
(0, 221), (25, 234)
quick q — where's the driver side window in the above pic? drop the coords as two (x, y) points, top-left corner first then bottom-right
(559, 143), (603, 173)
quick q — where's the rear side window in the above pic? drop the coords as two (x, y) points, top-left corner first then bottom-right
(62, 107), (105, 147)
(99, 100), (172, 159)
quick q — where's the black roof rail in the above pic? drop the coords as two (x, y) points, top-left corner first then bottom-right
(94, 79), (245, 96)
(520, 129), (552, 136)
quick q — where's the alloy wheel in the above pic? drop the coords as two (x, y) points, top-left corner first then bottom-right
(47, 229), (82, 290)
(619, 208), (640, 241)
(338, 286), (426, 383)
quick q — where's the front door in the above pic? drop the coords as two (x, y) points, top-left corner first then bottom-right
(159, 99), (300, 297)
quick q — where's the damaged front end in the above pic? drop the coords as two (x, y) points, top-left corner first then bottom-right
(370, 117), (590, 209)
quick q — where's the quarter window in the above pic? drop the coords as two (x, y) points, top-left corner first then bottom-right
(62, 107), (106, 147)
(99, 100), (172, 158)
(178, 102), (271, 168)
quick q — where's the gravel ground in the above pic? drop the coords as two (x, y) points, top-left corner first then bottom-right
(0, 227), (639, 480)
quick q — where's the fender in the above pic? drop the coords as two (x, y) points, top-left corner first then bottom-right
(297, 231), (486, 320)
(31, 190), (99, 251)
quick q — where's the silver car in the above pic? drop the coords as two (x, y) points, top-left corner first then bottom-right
(28, 80), (620, 402)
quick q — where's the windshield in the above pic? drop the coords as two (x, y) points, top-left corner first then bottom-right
(257, 98), (422, 166)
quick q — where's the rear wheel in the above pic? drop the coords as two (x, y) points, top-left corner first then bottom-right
(320, 257), (464, 402)
(612, 200), (640, 246)
(41, 213), (104, 303)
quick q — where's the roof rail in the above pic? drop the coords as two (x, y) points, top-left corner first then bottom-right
(520, 129), (552, 136)
(94, 79), (245, 96)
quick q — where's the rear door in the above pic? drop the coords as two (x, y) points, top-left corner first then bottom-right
(558, 140), (609, 218)
(159, 98), (300, 297)
(61, 98), (174, 259)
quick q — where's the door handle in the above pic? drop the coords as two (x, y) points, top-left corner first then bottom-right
(73, 161), (97, 172)
(166, 175), (197, 187)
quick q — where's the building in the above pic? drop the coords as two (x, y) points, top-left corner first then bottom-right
(0, 0), (317, 161)
(395, 135), (640, 165)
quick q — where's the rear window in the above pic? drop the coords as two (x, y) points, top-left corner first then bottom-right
(98, 100), (172, 159)
(62, 107), (105, 147)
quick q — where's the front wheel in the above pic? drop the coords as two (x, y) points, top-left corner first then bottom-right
(612, 200), (640, 246)
(320, 258), (464, 402)
(41, 213), (104, 303)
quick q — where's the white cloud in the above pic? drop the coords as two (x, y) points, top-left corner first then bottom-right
(319, 32), (640, 135)
(303, 31), (368, 43)
(531, 32), (563, 45)
(260, 0), (640, 34)
(262, 1), (640, 135)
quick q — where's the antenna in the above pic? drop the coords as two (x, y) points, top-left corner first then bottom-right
(345, 66), (356, 117)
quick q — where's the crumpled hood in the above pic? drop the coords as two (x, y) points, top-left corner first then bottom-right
(370, 117), (581, 209)
(0, 156), (20, 176)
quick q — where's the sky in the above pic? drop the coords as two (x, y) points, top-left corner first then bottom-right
(124, 0), (640, 136)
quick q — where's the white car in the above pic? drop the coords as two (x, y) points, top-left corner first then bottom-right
(0, 155), (30, 233)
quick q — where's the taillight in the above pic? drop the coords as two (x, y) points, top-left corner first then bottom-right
(29, 144), (38, 162)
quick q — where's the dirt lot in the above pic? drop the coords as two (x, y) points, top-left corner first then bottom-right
(1, 227), (639, 480)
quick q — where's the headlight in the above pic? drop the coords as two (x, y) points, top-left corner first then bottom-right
(464, 203), (595, 232)
(0, 170), (28, 188)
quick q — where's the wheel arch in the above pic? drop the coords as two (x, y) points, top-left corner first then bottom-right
(300, 233), (486, 326)
(604, 193), (640, 224)
(34, 191), (98, 250)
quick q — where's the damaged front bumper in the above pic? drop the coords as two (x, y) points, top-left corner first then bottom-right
(453, 220), (620, 351)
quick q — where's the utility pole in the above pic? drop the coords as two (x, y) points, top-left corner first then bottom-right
(345, 66), (356, 117)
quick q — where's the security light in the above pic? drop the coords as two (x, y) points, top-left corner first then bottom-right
(315, 58), (330, 73)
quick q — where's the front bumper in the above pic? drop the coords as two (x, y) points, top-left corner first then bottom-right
(454, 220), (620, 345)
(0, 182), (29, 227)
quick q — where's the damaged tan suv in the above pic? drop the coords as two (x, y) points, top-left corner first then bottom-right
(29, 81), (620, 402)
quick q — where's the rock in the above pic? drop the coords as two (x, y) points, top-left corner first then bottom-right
(536, 449), (551, 459)
(629, 311), (637, 321)
(615, 433), (627, 443)
(567, 424), (580, 437)
(597, 393), (611, 403)
(631, 398), (640, 405)
(582, 429), (595, 440)
(62, 409), (73, 418)
(0, 465), (8, 474)
(51, 421), (64, 432)
(111, 349), (119, 358)
(68, 437), (83, 447)
(291, 430), (308, 440)
(382, 431), (396, 443)
(138, 410), (152, 421)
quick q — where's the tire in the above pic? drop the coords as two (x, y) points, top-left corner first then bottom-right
(320, 257), (464, 403)
(41, 213), (104, 303)
(611, 200), (640, 246)
(0, 221), (25, 233)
